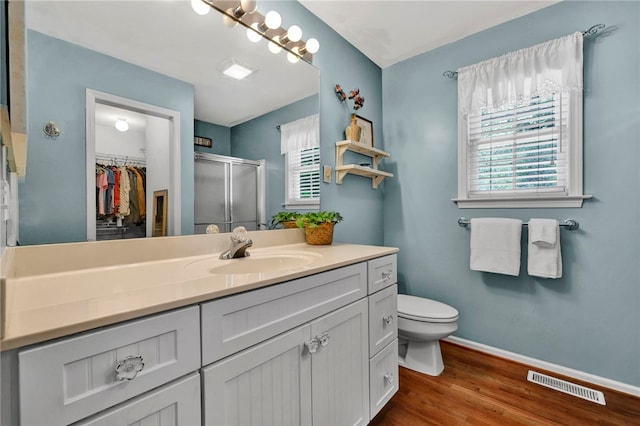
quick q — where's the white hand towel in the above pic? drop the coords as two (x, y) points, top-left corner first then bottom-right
(470, 218), (523, 276)
(527, 219), (562, 279)
(528, 218), (557, 248)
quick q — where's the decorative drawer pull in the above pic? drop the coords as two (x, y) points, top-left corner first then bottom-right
(115, 355), (145, 381)
(384, 373), (394, 385)
(382, 315), (394, 327)
(381, 270), (393, 280)
(318, 333), (330, 348)
(305, 338), (320, 354)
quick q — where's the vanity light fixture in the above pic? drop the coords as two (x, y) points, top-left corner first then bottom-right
(115, 119), (129, 132)
(198, 1), (319, 62)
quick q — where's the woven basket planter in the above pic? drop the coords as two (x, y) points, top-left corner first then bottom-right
(281, 220), (298, 229)
(304, 222), (335, 245)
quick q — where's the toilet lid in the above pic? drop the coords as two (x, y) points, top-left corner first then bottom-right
(397, 294), (459, 323)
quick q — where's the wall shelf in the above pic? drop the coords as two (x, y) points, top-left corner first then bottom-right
(335, 140), (393, 189)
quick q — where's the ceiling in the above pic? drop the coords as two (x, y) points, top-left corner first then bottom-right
(299, 0), (560, 68)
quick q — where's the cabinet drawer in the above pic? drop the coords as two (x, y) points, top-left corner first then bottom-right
(369, 339), (399, 421)
(74, 373), (201, 426)
(368, 284), (398, 356)
(19, 307), (200, 426)
(201, 262), (367, 365)
(368, 254), (397, 294)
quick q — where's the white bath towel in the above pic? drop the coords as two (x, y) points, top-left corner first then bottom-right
(527, 219), (562, 279)
(470, 218), (523, 276)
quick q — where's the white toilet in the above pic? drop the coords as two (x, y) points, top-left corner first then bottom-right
(397, 294), (459, 376)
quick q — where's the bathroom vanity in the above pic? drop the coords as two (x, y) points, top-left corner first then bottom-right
(0, 230), (398, 425)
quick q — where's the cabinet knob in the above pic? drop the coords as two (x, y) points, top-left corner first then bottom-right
(384, 373), (394, 385)
(115, 355), (145, 381)
(381, 270), (393, 280)
(383, 315), (394, 327)
(304, 338), (320, 354)
(318, 333), (330, 348)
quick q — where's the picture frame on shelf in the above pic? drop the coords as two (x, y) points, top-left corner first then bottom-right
(194, 136), (213, 148)
(355, 115), (373, 147)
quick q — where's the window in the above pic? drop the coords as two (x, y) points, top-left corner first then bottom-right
(455, 32), (589, 208)
(285, 146), (320, 208)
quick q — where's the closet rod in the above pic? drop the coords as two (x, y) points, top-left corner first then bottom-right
(457, 217), (579, 231)
(442, 24), (606, 80)
(96, 153), (146, 166)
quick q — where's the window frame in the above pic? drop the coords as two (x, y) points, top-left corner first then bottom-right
(284, 146), (320, 209)
(455, 90), (588, 208)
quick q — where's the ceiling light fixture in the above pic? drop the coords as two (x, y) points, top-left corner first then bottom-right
(222, 63), (254, 80)
(115, 119), (129, 132)
(201, 1), (319, 62)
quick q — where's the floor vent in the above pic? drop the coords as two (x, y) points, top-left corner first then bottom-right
(527, 371), (606, 405)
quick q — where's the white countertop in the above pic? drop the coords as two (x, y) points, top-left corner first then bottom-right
(1, 231), (397, 350)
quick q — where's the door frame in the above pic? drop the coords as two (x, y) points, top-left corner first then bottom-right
(86, 89), (181, 240)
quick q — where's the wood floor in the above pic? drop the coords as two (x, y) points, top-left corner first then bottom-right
(370, 341), (640, 426)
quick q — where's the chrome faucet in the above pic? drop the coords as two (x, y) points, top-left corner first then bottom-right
(219, 226), (253, 259)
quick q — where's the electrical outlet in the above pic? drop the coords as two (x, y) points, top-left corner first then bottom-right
(323, 165), (332, 183)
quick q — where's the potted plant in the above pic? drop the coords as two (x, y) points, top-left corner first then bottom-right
(269, 211), (301, 229)
(295, 211), (343, 245)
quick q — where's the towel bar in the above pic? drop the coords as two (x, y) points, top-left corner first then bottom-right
(457, 217), (579, 231)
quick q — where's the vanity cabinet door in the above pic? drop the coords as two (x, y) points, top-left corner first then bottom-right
(310, 299), (369, 426)
(73, 373), (201, 426)
(368, 284), (398, 356)
(369, 339), (399, 420)
(202, 324), (312, 426)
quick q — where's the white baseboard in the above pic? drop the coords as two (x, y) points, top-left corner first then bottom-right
(444, 336), (640, 398)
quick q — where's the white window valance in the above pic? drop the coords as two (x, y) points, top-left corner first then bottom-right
(280, 114), (319, 155)
(457, 32), (583, 114)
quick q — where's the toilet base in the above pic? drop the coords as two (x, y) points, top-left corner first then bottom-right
(398, 338), (444, 376)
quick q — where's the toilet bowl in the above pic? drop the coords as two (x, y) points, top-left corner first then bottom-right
(397, 294), (459, 376)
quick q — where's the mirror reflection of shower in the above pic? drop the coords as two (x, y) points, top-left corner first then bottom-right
(94, 103), (170, 240)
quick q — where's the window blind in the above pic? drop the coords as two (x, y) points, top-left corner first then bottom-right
(287, 147), (320, 204)
(467, 93), (570, 197)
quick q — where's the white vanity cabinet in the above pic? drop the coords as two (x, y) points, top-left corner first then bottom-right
(6, 251), (398, 426)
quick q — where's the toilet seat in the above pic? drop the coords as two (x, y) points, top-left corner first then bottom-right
(397, 294), (459, 323)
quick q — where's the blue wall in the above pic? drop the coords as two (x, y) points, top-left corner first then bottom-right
(231, 94), (319, 223)
(382, 1), (640, 387)
(23, 30), (195, 244)
(194, 119), (230, 156)
(272, 1), (385, 245)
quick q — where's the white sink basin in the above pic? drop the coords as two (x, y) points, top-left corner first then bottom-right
(186, 251), (323, 275)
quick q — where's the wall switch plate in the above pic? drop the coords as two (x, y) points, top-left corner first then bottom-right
(323, 165), (332, 183)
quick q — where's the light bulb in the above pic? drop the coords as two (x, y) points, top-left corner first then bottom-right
(190, 0), (210, 15)
(264, 11), (281, 29)
(305, 38), (320, 54)
(115, 119), (129, 132)
(287, 47), (300, 64)
(247, 23), (262, 43)
(268, 36), (282, 54)
(287, 25), (302, 42)
(223, 8), (238, 28)
(239, 0), (257, 15)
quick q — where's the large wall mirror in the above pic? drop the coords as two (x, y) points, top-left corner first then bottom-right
(20, 0), (319, 245)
